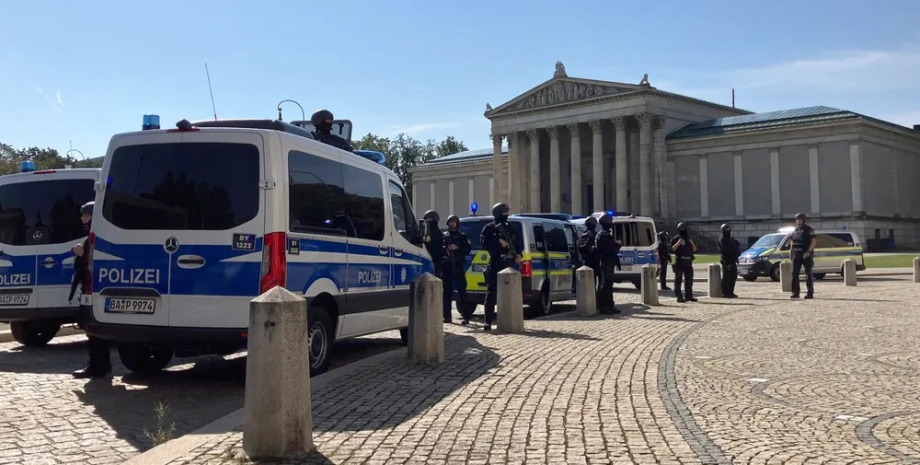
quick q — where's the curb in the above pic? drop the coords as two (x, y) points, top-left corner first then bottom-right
(0, 326), (83, 344)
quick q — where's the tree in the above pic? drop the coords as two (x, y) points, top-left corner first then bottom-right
(0, 143), (102, 175)
(436, 136), (467, 158)
(351, 133), (468, 199)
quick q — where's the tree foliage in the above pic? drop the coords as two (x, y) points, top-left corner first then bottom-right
(351, 133), (468, 198)
(0, 143), (101, 175)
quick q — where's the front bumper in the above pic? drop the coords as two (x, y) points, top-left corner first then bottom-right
(738, 260), (771, 277)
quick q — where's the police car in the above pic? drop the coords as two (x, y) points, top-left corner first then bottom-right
(0, 162), (99, 346)
(739, 228), (865, 281)
(569, 212), (659, 289)
(82, 116), (433, 375)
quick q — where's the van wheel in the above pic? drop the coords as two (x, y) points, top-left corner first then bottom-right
(770, 264), (781, 282)
(307, 306), (334, 377)
(630, 278), (642, 290)
(118, 343), (173, 374)
(742, 276), (757, 282)
(399, 328), (409, 346)
(813, 273), (826, 280)
(527, 286), (552, 318)
(10, 321), (59, 347)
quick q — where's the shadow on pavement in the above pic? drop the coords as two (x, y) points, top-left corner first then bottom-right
(0, 337), (90, 375)
(518, 328), (601, 341)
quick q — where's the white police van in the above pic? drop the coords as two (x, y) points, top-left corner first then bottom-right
(569, 212), (659, 288)
(0, 163), (99, 346)
(82, 117), (433, 375)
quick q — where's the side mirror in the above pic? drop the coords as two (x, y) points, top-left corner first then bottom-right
(417, 220), (431, 244)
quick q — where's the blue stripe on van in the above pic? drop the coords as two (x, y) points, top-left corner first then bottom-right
(0, 253), (37, 287)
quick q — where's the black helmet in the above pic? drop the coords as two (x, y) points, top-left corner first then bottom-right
(446, 215), (460, 226)
(584, 216), (598, 228)
(721, 223), (731, 232)
(658, 231), (669, 239)
(423, 210), (440, 224)
(310, 109), (334, 126)
(795, 212), (807, 221)
(599, 214), (614, 226)
(491, 202), (510, 218)
(677, 222), (688, 231)
(80, 201), (94, 215)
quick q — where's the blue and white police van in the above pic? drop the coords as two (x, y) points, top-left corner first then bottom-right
(0, 163), (99, 346)
(82, 117), (433, 375)
(570, 211), (659, 288)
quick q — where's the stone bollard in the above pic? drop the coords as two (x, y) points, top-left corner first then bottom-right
(641, 264), (659, 306)
(497, 268), (525, 333)
(914, 257), (920, 283)
(780, 261), (793, 292)
(576, 266), (597, 316)
(407, 273), (444, 365)
(708, 263), (722, 298)
(843, 259), (857, 287)
(243, 287), (313, 460)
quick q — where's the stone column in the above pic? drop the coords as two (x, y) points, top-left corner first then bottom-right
(528, 129), (541, 212)
(637, 113), (653, 216)
(507, 133), (521, 212)
(491, 133), (504, 205)
(548, 127), (561, 212)
(589, 120), (604, 213)
(653, 116), (667, 217)
(567, 124), (583, 215)
(613, 116), (628, 212)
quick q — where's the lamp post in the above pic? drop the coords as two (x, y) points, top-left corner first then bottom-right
(277, 100), (306, 122)
(66, 149), (85, 161)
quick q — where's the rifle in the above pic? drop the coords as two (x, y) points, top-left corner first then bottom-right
(68, 255), (87, 303)
(494, 223), (518, 265)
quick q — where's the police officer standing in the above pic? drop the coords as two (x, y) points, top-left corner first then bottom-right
(578, 217), (601, 291)
(718, 224), (741, 298)
(669, 222), (698, 303)
(442, 215), (472, 324)
(71, 202), (112, 379)
(480, 203), (522, 331)
(595, 214), (622, 314)
(423, 210), (446, 279)
(790, 213), (817, 299)
(657, 231), (672, 291)
(309, 109), (354, 152)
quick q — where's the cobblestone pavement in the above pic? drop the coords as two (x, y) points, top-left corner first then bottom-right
(0, 330), (408, 465)
(159, 278), (920, 465)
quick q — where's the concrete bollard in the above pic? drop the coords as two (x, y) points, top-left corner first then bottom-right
(576, 266), (597, 316)
(780, 261), (793, 292)
(843, 259), (857, 287)
(641, 264), (659, 306)
(497, 268), (525, 333)
(708, 263), (722, 298)
(407, 273), (444, 365)
(914, 257), (920, 283)
(243, 286), (313, 460)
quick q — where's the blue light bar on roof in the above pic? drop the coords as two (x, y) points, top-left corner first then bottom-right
(21, 159), (35, 172)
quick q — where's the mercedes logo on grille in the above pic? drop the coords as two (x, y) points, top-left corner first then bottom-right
(164, 237), (179, 253)
(32, 230), (43, 242)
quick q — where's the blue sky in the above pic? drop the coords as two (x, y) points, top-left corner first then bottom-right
(2, 0), (919, 159)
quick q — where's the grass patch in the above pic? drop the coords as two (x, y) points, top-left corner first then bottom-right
(144, 400), (177, 447)
(863, 255), (917, 268)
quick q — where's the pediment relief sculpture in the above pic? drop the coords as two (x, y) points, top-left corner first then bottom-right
(511, 81), (629, 112)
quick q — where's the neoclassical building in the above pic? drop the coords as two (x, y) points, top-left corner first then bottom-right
(411, 62), (920, 248)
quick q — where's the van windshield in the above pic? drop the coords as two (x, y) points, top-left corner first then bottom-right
(102, 143), (260, 230)
(460, 219), (524, 250)
(751, 233), (785, 249)
(0, 179), (95, 246)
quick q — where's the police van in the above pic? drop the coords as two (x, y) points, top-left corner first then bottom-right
(739, 228), (865, 281)
(569, 212), (659, 289)
(0, 163), (99, 346)
(82, 117), (433, 376)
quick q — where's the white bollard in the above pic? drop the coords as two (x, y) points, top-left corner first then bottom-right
(641, 264), (659, 306)
(243, 287), (313, 460)
(780, 261), (793, 292)
(914, 257), (920, 284)
(843, 259), (857, 287)
(576, 266), (597, 316)
(708, 263), (723, 298)
(407, 273), (444, 365)
(497, 268), (525, 333)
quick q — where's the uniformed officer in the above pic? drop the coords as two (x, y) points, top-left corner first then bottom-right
(790, 213), (817, 299)
(669, 222), (698, 303)
(423, 210), (446, 278)
(71, 202), (112, 379)
(442, 215), (472, 324)
(657, 231), (672, 291)
(718, 223), (741, 298)
(578, 216), (601, 291)
(595, 214), (622, 314)
(309, 109), (354, 152)
(480, 203), (522, 330)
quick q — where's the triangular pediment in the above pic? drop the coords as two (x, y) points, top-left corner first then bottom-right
(487, 77), (649, 117)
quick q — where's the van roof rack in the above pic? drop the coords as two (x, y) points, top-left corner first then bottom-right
(189, 119), (317, 140)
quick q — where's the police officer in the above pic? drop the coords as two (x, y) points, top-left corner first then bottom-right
(718, 223), (741, 298)
(480, 203), (522, 331)
(578, 217), (601, 291)
(669, 222), (698, 303)
(309, 109), (354, 152)
(71, 202), (112, 379)
(790, 213), (817, 299)
(657, 231), (672, 291)
(442, 215), (472, 324)
(423, 210), (446, 278)
(595, 214), (622, 314)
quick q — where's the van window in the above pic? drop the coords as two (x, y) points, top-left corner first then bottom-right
(543, 223), (569, 253)
(826, 233), (855, 247)
(289, 150), (347, 235)
(388, 181), (417, 241)
(342, 165), (385, 241)
(461, 219), (524, 250)
(103, 143), (260, 230)
(0, 179), (95, 246)
(817, 233), (853, 248)
(614, 221), (656, 247)
(752, 233), (785, 249)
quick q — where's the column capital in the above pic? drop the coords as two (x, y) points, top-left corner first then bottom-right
(611, 116), (626, 131)
(566, 123), (580, 135)
(491, 133), (505, 142)
(589, 120), (603, 135)
(547, 126), (560, 140)
(653, 115), (667, 130)
(636, 113), (654, 129)
(526, 129), (539, 141)
(506, 132), (519, 146)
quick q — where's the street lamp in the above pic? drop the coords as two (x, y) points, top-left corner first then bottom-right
(277, 100), (305, 122)
(66, 149), (85, 161)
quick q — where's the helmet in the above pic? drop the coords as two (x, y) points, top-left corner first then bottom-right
(658, 231), (669, 239)
(310, 109), (334, 126)
(423, 210), (440, 223)
(795, 213), (807, 221)
(720, 223), (731, 232)
(599, 214), (614, 226)
(584, 216), (598, 228)
(446, 215), (460, 226)
(491, 202), (510, 218)
(80, 201), (94, 215)
(677, 222), (688, 231)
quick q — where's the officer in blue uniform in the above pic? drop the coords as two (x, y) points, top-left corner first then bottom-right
(595, 214), (622, 314)
(657, 231), (671, 291)
(480, 203), (522, 330)
(577, 216), (601, 291)
(442, 215), (471, 324)
(423, 210), (446, 279)
(790, 213), (817, 299)
(718, 223), (741, 298)
(71, 202), (112, 379)
(669, 222), (698, 303)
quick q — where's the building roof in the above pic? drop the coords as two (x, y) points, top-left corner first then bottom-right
(419, 146), (508, 167)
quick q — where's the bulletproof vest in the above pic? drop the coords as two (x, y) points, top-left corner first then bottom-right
(791, 227), (808, 248)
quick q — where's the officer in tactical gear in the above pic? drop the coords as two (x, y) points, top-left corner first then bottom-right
(423, 210), (446, 278)
(442, 215), (472, 324)
(480, 203), (522, 330)
(577, 216), (601, 291)
(71, 202), (112, 379)
(310, 109), (354, 152)
(657, 231), (672, 291)
(790, 213), (817, 299)
(669, 222), (698, 303)
(595, 214), (622, 314)
(718, 223), (741, 298)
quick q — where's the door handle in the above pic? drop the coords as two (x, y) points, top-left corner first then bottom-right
(177, 255), (206, 269)
(394, 248), (404, 257)
(41, 257), (56, 268)
(378, 245), (389, 255)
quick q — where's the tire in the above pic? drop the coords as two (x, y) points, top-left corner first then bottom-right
(742, 276), (757, 282)
(307, 305), (334, 377)
(770, 264), (780, 282)
(527, 285), (552, 318)
(813, 273), (826, 280)
(10, 321), (60, 347)
(117, 342), (173, 374)
(399, 328), (408, 346)
(630, 278), (642, 290)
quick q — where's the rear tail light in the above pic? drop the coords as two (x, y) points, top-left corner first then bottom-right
(84, 232), (95, 295)
(33, 170), (57, 174)
(519, 260), (532, 278)
(260, 232), (287, 294)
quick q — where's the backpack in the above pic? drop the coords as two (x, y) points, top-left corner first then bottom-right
(578, 230), (596, 257)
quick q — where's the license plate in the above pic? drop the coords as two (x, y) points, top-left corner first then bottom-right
(0, 294), (29, 306)
(105, 298), (156, 314)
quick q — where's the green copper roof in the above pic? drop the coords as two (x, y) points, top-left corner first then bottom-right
(668, 106), (871, 140)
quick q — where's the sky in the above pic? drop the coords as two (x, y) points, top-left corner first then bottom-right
(2, 0), (919, 159)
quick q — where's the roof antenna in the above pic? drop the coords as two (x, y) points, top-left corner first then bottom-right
(732, 88), (736, 108)
(205, 63), (218, 121)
